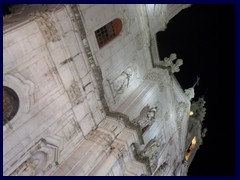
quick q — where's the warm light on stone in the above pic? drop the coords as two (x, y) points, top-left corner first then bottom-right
(189, 111), (194, 116)
(185, 136), (197, 161)
(192, 136), (197, 145)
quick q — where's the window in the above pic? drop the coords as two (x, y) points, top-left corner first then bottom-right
(95, 18), (122, 48)
(3, 86), (19, 125)
(185, 136), (197, 161)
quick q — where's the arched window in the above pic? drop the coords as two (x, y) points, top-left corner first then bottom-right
(95, 18), (122, 48)
(185, 136), (197, 161)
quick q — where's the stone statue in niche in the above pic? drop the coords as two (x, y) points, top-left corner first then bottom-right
(11, 151), (48, 176)
(133, 105), (158, 131)
(141, 136), (163, 171)
(141, 136), (161, 157)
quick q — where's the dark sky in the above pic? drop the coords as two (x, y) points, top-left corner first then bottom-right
(157, 4), (235, 175)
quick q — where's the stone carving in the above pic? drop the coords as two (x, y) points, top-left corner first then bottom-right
(141, 137), (160, 157)
(67, 81), (83, 106)
(176, 102), (188, 140)
(144, 72), (165, 92)
(153, 161), (169, 176)
(29, 11), (60, 42)
(153, 152), (171, 176)
(112, 67), (134, 95)
(184, 76), (200, 101)
(86, 130), (113, 150)
(11, 151), (48, 176)
(202, 128), (207, 138)
(110, 141), (127, 159)
(135, 33), (143, 50)
(133, 105), (158, 131)
(161, 53), (183, 74)
(184, 88), (195, 101)
(4, 73), (34, 114)
(190, 97), (206, 122)
(141, 135), (165, 171)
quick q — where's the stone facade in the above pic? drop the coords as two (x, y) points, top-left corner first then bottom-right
(3, 4), (205, 176)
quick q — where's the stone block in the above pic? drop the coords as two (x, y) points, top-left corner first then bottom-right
(74, 54), (88, 78)
(28, 32), (45, 50)
(64, 31), (79, 57)
(79, 114), (94, 136)
(60, 18), (73, 34)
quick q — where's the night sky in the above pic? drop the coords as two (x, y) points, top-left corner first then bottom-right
(157, 4), (235, 175)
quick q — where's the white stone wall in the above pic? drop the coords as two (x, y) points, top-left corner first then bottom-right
(3, 4), (193, 176)
(80, 4), (153, 111)
(3, 5), (105, 176)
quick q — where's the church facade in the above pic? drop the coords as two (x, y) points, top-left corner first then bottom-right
(3, 4), (206, 176)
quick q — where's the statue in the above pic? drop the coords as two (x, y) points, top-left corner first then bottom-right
(138, 106), (157, 129)
(133, 105), (158, 131)
(146, 107), (157, 121)
(141, 137), (160, 157)
(190, 97), (206, 122)
(184, 76), (200, 101)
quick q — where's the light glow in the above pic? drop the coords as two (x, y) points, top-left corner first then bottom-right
(189, 111), (194, 116)
(185, 136), (197, 160)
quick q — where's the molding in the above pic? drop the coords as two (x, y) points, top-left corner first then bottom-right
(70, 5), (144, 146)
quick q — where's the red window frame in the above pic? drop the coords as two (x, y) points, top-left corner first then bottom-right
(95, 18), (122, 48)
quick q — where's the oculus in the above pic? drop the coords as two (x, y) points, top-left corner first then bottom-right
(3, 86), (19, 125)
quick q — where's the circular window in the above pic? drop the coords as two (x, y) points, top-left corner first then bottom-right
(3, 86), (19, 125)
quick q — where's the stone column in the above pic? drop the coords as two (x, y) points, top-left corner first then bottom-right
(93, 152), (117, 176)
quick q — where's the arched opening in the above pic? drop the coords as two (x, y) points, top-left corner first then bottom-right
(3, 86), (19, 125)
(95, 18), (122, 48)
(185, 136), (197, 161)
